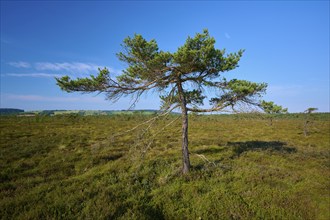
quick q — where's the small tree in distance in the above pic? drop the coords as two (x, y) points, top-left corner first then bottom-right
(304, 107), (318, 114)
(303, 107), (318, 136)
(56, 30), (284, 174)
(260, 101), (288, 125)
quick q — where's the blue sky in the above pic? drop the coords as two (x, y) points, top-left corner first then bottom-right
(1, 1), (329, 112)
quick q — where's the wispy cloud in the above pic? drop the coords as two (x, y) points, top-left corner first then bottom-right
(35, 62), (101, 73)
(225, 32), (231, 39)
(7, 61), (122, 76)
(107, 67), (122, 76)
(5, 73), (63, 78)
(267, 85), (303, 97)
(8, 61), (31, 68)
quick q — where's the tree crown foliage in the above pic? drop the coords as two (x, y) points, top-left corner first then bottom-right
(56, 29), (277, 113)
(304, 107), (318, 114)
(260, 101), (288, 114)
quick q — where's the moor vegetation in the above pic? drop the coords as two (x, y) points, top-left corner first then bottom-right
(0, 113), (329, 219)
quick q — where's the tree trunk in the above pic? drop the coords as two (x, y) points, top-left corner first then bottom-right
(304, 120), (309, 136)
(181, 106), (190, 174)
(177, 80), (191, 174)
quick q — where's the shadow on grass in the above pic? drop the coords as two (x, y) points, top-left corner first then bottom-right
(92, 154), (124, 166)
(228, 141), (297, 157)
(100, 154), (123, 161)
(193, 147), (226, 155)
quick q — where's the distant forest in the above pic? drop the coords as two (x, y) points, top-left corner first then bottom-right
(0, 108), (161, 116)
(0, 108), (24, 115)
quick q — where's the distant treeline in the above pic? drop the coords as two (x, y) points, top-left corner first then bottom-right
(38, 110), (162, 116)
(0, 108), (328, 119)
(0, 109), (161, 116)
(0, 108), (24, 115)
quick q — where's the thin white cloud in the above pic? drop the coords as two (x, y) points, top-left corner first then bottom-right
(7, 61), (122, 77)
(8, 61), (31, 68)
(107, 67), (123, 76)
(267, 85), (303, 97)
(5, 73), (63, 78)
(34, 62), (122, 75)
(35, 62), (101, 73)
(225, 32), (231, 39)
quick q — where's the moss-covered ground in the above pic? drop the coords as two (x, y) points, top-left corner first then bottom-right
(0, 114), (329, 219)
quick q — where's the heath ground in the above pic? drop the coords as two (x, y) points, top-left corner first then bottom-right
(0, 113), (329, 219)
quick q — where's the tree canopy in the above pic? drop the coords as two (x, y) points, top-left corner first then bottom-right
(56, 30), (268, 112)
(56, 29), (285, 173)
(260, 101), (288, 114)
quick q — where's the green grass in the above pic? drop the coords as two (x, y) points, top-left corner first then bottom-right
(0, 114), (329, 219)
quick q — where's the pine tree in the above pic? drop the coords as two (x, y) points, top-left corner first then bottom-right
(56, 29), (282, 173)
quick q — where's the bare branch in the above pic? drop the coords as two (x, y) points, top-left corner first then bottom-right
(111, 105), (179, 138)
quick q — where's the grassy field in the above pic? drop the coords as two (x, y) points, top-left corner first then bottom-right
(0, 113), (329, 219)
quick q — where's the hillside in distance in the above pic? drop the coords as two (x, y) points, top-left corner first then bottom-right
(0, 109), (178, 116)
(0, 108), (24, 115)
